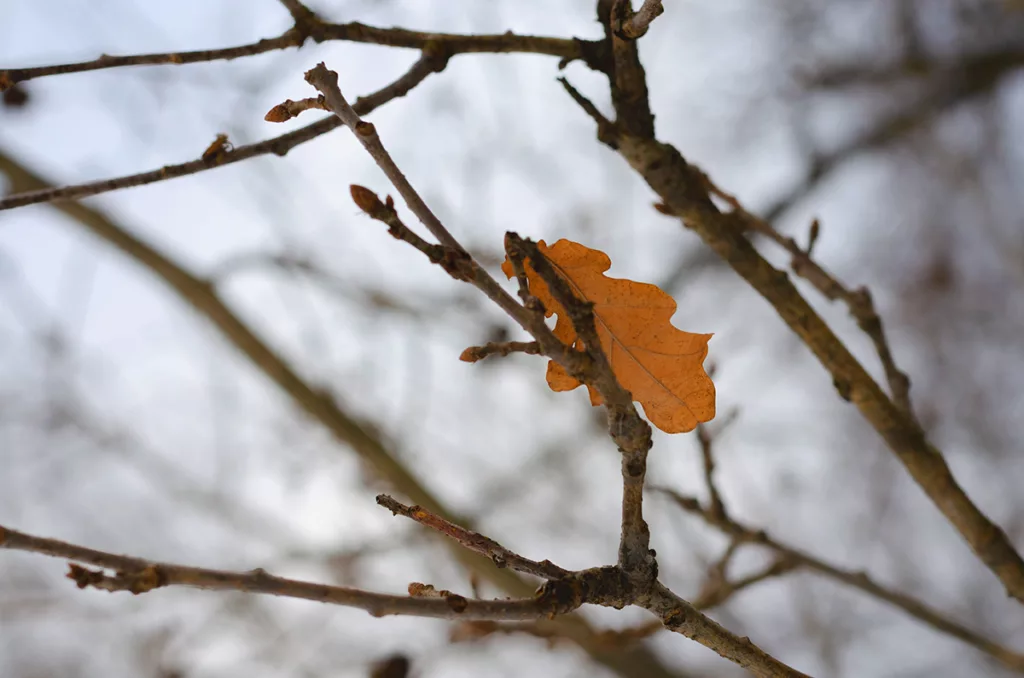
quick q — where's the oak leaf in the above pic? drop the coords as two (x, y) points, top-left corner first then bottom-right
(501, 239), (715, 434)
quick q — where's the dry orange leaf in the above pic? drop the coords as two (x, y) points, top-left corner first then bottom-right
(501, 239), (715, 434)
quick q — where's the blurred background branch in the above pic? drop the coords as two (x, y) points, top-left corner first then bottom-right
(2, 1), (1024, 676)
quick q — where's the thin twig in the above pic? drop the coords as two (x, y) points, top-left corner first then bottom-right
(452, 551), (800, 651)
(309, 69), (594, 383)
(0, 524), (552, 621)
(700, 174), (917, 421)
(655, 487), (1024, 673)
(377, 495), (570, 580)
(264, 95), (327, 122)
(0, 21), (589, 91)
(342, 182), (543, 338)
(0, 148), (549, 610)
(696, 423), (726, 520)
(0, 32), (304, 89)
(620, 0), (666, 39)
(0, 52), (448, 211)
(459, 340), (541, 363)
(693, 553), (800, 610)
(305, 64), (464, 252)
(348, 186), (465, 267)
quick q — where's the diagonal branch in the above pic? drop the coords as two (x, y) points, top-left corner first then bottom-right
(656, 487), (1024, 673)
(0, 51), (449, 211)
(377, 495), (571, 580)
(304, 65), (466, 252)
(619, 0), (666, 39)
(305, 66), (578, 361)
(645, 583), (812, 678)
(701, 177), (916, 419)
(569, 7), (1024, 606)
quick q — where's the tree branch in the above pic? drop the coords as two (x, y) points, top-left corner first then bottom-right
(568, 6), (1024, 605)
(0, 524), (552, 621)
(304, 64), (467, 253)
(377, 494), (571, 580)
(0, 32), (304, 89)
(620, 0), (666, 39)
(699, 167), (910, 422)
(459, 340), (541, 363)
(0, 146), (536, 604)
(305, 61), (806, 675)
(0, 50), (449, 211)
(275, 0), (318, 26)
(0, 20), (589, 92)
(643, 583), (812, 678)
(504, 235), (655, 579)
(656, 487), (1024, 673)
(0, 101), (690, 678)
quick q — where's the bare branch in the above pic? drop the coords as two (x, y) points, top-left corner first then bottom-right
(275, 0), (317, 26)
(264, 95), (327, 122)
(644, 583), (812, 678)
(598, 0), (655, 138)
(656, 487), (1024, 673)
(700, 173), (917, 420)
(575, 6), (1024, 603)
(377, 495), (571, 580)
(309, 69), (593, 379)
(0, 32), (304, 89)
(0, 525), (553, 621)
(0, 147), (543, 607)
(0, 21), (589, 92)
(693, 551), (799, 610)
(696, 423), (727, 520)
(305, 64), (466, 252)
(620, 0), (666, 39)
(459, 340), (541, 363)
(0, 51), (448, 211)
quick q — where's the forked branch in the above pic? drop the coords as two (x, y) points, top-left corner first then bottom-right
(0, 51), (449, 211)
(564, 6), (1024, 605)
(303, 61), (809, 677)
